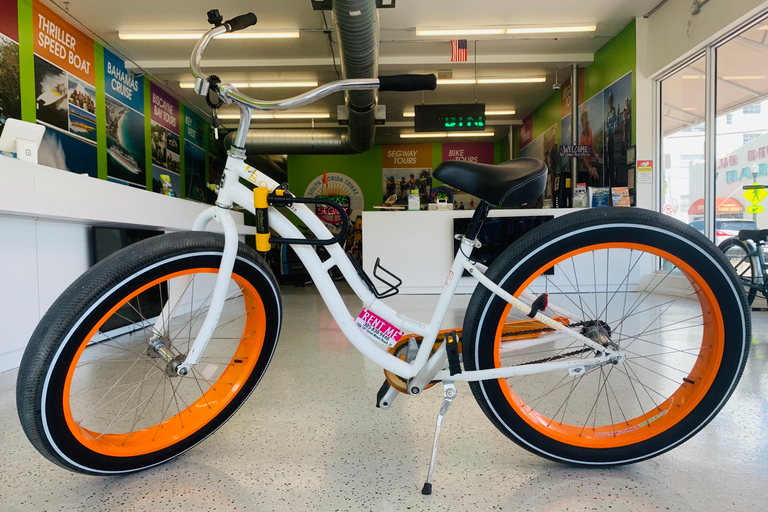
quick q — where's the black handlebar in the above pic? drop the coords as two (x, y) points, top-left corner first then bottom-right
(378, 74), (437, 92)
(225, 13), (258, 32)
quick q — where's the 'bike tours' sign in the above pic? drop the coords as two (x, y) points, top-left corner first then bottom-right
(441, 142), (494, 164)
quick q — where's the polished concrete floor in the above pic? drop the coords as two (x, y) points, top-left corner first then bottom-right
(1, 284), (767, 511)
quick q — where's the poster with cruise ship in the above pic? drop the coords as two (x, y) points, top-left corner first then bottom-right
(104, 48), (146, 187)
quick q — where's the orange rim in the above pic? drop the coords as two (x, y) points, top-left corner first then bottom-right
(61, 268), (266, 457)
(491, 242), (724, 449)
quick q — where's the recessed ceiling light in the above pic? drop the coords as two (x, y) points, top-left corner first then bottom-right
(506, 24), (596, 34)
(681, 107), (698, 111)
(400, 131), (494, 138)
(415, 28), (505, 36)
(119, 30), (300, 40)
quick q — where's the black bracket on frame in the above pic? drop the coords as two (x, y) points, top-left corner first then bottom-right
(347, 254), (402, 299)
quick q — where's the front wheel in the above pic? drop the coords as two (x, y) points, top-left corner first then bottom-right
(463, 207), (750, 465)
(718, 237), (758, 305)
(17, 231), (282, 475)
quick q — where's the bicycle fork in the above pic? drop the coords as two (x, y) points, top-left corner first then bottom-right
(150, 205), (240, 376)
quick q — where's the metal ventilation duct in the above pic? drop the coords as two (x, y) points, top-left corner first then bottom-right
(234, 0), (379, 155)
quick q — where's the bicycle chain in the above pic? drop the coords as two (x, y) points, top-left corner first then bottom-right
(500, 321), (603, 367)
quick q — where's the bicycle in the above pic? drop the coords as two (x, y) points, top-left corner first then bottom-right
(16, 11), (751, 496)
(719, 229), (768, 306)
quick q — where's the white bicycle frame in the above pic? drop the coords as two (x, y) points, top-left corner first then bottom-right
(168, 21), (621, 384)
(166, 155), (618, 383)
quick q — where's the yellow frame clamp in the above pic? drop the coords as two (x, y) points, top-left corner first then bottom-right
(254, 186), (271, 252)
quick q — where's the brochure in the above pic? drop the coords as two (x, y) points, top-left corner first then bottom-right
(611, 187), (631, 207)
(589, 187), (610, 207)
(573, 183), (587, 208)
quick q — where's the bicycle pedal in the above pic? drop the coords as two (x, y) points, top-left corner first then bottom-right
(445, 331), (462, 376)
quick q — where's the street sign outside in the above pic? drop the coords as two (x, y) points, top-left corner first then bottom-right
(748, 205), (764, 214)
(743, 186), (767, 206)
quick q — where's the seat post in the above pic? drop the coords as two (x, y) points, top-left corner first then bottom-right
(463, 201), (492, 240)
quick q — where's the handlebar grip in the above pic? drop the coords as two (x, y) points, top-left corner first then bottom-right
(378, 74), (437, 92)
(225, 13), (257, 32)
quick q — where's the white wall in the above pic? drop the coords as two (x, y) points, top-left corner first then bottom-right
(645, 0), (768, 76)
(0, 156), (253, 372)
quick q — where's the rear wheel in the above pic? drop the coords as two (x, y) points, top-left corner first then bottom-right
(718, 237), (758, 305)
(17, 232), (282, 474)
(463, 208), (749, 465)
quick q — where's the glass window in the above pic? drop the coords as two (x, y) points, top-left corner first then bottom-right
(660, 56), (706, 225)
(716, 24), (768, 235)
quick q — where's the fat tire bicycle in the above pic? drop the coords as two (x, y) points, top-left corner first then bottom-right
(719, 229), (768, 306)
(16, 11), (751, 493)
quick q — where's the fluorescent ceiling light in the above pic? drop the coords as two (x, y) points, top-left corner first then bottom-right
(400, 131), (494, 138)
(119, 30), (299, 40)
(478, 77), (546, 84)
(722, 75), (767, 80)
(403, 109), (515, 117)
(506, 24), (596, 34)
(416, 28), (505, 36)
(437, 78), (544, 85)
(218, 112), (330, 120)
(681, 107), (698, 111)
(436, 79), (477, 85)
(179, 81), (318, 89)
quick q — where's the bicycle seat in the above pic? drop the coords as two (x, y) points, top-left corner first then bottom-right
(433, 158), (547, 208)
(738, 229), (768, 243)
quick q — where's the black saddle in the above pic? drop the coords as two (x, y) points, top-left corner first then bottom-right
(433, 158), (547, 208)
(739, 229), (768, 243)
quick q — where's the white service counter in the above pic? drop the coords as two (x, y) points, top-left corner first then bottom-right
(0, 155), (254, 372)
(362, 208), (580, 295)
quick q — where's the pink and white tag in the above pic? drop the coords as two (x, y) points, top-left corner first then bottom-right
(355, 308), (405, 348)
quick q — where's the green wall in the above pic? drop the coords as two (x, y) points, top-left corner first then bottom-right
(516, 19), (637, 157)
(288, 139), (507, 210)
(289, 147), (383, 210)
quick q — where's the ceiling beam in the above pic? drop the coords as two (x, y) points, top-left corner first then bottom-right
(131, 53), (594, 71)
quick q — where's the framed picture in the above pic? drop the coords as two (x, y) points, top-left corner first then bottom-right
(626, 145), (636, 165)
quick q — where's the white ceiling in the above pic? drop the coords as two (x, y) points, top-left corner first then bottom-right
(44, 0), (662, 145)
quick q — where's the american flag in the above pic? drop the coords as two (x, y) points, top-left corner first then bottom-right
(451, 39), (467, 62)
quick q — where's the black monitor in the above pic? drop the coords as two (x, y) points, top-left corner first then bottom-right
(91, 227), (165, 331)
(453, 216), (554, 275)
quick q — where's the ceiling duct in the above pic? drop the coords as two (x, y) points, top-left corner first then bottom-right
(234, 0), (380, 155)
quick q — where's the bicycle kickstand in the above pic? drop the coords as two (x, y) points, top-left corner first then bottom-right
(421, 380), (456, 495)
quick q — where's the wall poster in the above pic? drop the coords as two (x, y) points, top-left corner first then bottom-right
(0, 0), (21, 138)
(150, 83), (181, 196)
(33, 0), (97, 177)
(382, 144), (432, 208)
(440, 142), (494, 209)
(104, 48), (145, 188)
(520, 125), (556, 208)
(561, 71), (634, 206)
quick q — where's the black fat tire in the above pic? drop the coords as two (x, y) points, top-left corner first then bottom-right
(718, 237), (758, 306)
(16, 231), (282, 475)
(462, 207), (750, 465)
